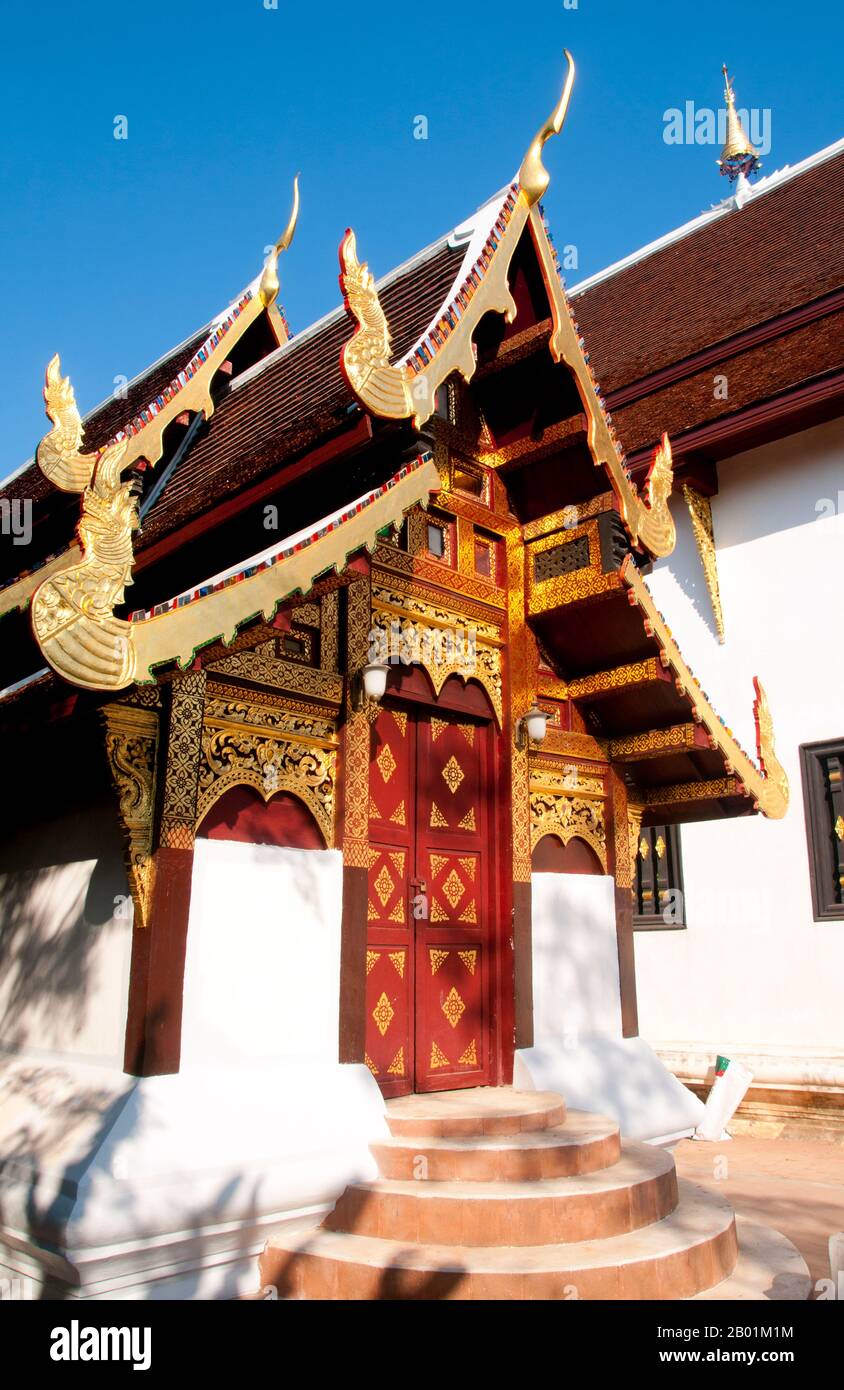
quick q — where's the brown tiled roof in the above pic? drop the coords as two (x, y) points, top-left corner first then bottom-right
(572, 148), (844, 394)
(613, 304), (844, 454)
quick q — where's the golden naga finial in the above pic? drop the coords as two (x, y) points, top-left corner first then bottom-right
(339, 229), (413, 418)
(753, 677), (789, 818)
(634, 432), (676, 556)
(718, 65), (761, 182)
(518, 50), (576, 205)
(259, 174), (300, 306)
(38, 355), (100, 494)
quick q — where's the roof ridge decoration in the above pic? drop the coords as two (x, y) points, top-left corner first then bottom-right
(337, 52), (676, 560)
(30, 182), (301, 691)
(621, 556), (788, 819)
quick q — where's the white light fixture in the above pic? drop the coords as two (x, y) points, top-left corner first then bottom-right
(515, 703), (549, 751)
(363, 662), (389, 702)
(352, 661), (390, 711)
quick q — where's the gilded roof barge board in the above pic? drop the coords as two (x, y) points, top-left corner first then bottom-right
(31, 450), (439, 691)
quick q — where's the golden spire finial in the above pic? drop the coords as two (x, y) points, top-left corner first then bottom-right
(718, 65), (761, 182)
(259, 174), (300, 306)
(518, 51), (576, 206)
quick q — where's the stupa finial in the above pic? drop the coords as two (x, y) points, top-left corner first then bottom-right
(717, 65), (761, 183)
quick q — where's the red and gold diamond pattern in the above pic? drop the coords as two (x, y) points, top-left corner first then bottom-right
(428, 852), (479, 925)
(366, 845), (406, 926)
(369, 709), (411, 828)
(422, 716), (482, 835)
(421, 947), (484, 1081)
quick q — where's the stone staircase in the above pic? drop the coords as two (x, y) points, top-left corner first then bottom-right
(259, 1088), (811, 1300)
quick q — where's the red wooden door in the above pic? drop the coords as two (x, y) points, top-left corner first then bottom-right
(365, 700), (500, 1096)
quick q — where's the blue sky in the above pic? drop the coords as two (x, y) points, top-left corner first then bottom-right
(1, 0), (841, 478)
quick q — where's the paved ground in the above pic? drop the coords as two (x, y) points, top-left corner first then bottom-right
(674, 1133), (844, 1291)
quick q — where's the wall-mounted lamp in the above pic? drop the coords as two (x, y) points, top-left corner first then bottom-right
(351, 661), (390, 712)
(515, 703), (549, 751)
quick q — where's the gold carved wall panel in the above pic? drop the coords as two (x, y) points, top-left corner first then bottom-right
(102, 701), (160, 928)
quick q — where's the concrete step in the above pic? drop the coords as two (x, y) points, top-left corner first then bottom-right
(261, 1180), (737, 1300)
(371, 1110), (620, 1182)
(385, 1087), (566, 1139)
(325, 1139), (677, 1245)
(692, 1217), (812, 1301)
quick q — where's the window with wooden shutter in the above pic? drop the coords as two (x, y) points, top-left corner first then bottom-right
(633, 823), (686, 930)
(799, 739), (844, 921)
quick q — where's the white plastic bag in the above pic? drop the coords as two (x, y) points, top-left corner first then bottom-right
(693, 1055), (753, 1141)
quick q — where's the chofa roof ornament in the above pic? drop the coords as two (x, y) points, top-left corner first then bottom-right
(339, 53), (576, 432)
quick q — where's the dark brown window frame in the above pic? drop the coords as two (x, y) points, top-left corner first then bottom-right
(633, 823), (687, 931)
(799, 738), (844, 921)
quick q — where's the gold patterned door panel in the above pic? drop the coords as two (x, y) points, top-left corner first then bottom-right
(365, 706), (414, 1095)
(415, 712), (491, 1092)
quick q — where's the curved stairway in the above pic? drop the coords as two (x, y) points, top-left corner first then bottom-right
(259, 1088), (811, 1300)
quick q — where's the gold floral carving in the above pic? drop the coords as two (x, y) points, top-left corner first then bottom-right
(441, 756), (465, 795)
(101, 702), (159, 929)
(430, 1041), (450, 1069)
(611, 773), (631, 889)
(372, 992), (394, 1036)
(627, 801), (646, 875)
(370, 584), (503, 725)
(458, 1039), (478, 1066)
(683, 486), (725, 643)
(320, 590), (340, 671)
(195, 710), (336, 847)
(609, 724), (698, 760)
(507, 527), (535, 883)
(521, 494), (616, 542)
(530, 788), (608, 870)
(567, 659), (661, 700)
(343, 577), (372, 867)
(430, 949), (449, 975)
(442, 987), (466, 1029)
(160, 669), (206, 849)
(645, 777), (742, 806)
(209, 641), (344, 706)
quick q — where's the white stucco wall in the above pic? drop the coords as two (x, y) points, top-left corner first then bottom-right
(636, 417), (844, 1063)
(181, 839), (345, 1067)
(0, 809), (134, 1066)
(515, 873), (703, 1140)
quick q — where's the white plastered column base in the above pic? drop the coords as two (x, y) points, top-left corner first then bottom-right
(514, 873), (704, 1144)
(0, 844), (388, 1299)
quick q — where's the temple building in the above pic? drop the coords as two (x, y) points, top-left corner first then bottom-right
(0, 57), (820, 1300)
